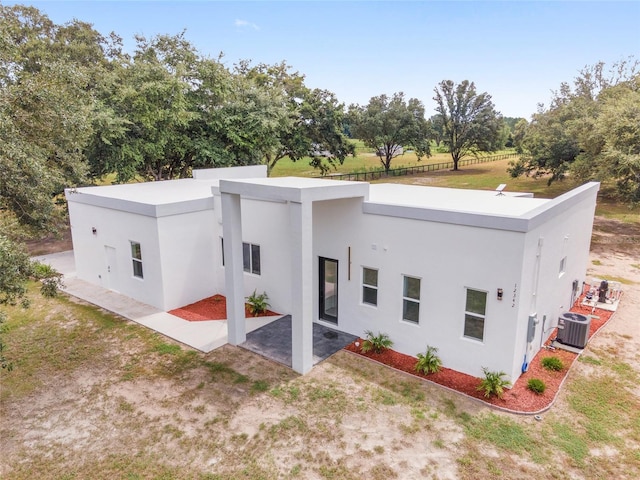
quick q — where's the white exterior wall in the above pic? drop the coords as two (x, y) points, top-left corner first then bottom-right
(312, 198), (527, 380)
(68, 201), (165, 309)
(511, 188), (598, 380)
(212, 195), (293, 315)
(156, 209), (218, 310)
(69, 200), (220, 311)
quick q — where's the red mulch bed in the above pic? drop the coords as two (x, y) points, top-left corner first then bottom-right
(344, 297), (614, 413)
(168, 294), (279, 322)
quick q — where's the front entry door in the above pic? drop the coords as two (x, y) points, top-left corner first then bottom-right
(319, 257), (338, 324)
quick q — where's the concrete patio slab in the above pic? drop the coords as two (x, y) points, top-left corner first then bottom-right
(240, 315), (358, 367)
(32, 251), (279, 353)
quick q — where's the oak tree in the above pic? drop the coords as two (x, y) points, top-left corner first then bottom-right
(351, 92), (431, 174)
(433, 80), (502, 170)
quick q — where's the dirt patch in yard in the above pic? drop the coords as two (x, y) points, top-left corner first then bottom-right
(24, 227), (73, 256)
(590, 216), (640, 257)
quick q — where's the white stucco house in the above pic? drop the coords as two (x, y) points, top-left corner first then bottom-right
(65, 166), (599, 381)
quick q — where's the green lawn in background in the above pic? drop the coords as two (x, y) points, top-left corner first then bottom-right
(270, 141), (516, 177)
(372, 158), (639, 222)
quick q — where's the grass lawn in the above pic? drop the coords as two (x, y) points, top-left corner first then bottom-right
(1, 274), (639, 479)
(270, 143), (516, 177)
(370, 158), (640, 222)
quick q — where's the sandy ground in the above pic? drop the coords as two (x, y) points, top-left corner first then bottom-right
(2, 216), (638, 479)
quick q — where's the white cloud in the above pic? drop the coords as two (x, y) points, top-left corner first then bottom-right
(234, 19), (259, 31)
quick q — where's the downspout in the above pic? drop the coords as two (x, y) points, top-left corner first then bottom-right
(522, 236), (543, 373)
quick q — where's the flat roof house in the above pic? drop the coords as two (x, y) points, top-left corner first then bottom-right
(66, 166), (599, 382)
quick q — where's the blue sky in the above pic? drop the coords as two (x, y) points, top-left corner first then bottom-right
(7, 1), (640, 118)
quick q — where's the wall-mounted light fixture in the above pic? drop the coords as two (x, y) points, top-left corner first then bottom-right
(497, 288), (503, 300)
(92, 227), (97, 235)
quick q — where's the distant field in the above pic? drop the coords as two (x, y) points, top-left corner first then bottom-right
(369, 158), (639, 222)
(270, 142), (516, 177)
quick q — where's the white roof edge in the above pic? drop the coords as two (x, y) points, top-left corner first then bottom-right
(363, 202), (531, 232)
(363, 182), (600, 232)
(219, 178), (369, 203)
(65, 188), (214, 217)
(520, 181), (600, 230)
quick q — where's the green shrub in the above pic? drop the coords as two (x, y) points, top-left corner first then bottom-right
(246, 290), (270, 316)
(477, 367), (511, 399)
(361, 330), (393, 354)
(0, 311), (13, 371)
(30, 261), (64, 297)
(30, 261), (58, 280)
(415, 345), (442, 374)
(40, 276), (64, 298)
(527, 378), (546, 394)
(542, 356), (564, 371)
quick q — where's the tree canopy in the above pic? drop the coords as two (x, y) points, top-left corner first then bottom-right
(433, 80), (503, 170)
(349, 92), (431, 173)
(508, 60), (640, 202)
(0, 5), (106, 235)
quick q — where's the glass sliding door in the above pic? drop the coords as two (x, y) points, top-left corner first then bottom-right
(319, 257), (338, 323)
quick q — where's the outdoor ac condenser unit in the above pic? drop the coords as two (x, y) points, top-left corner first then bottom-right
(557, 312), (591, 349)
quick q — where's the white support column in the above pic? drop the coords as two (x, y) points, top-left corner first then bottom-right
(289, 200), (314, 374)
(221, 192), (246, 345)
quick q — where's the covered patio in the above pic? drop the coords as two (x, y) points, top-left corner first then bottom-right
(220, 176), (368, 374)
(240, 315), (358, 368)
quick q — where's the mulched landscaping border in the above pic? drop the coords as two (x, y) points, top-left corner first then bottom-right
(344, 296), (615, 414)
(168, 294), (279, 321)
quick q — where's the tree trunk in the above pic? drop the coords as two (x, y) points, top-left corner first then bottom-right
(452, 153), (460, 171)
(384, 154), (392, 175)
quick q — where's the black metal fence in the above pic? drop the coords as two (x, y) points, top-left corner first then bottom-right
(319, 153), (519, 182)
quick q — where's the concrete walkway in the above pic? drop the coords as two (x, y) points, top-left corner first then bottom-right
(33, 251), (278, 353)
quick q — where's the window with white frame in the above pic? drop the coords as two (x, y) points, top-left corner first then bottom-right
(243, 242), (261, 275)
(362, 267), (378, 306)
(464, 288), (487, 341)
(559, 256), (567, 277)
(130, 241), (143, 279)
(402, 275), (420, 323)
(221, 239), (261, 275)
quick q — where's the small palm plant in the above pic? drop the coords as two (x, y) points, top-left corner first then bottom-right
(245, 290), (270, 317)
(361, 330), (393, 354)
(477, 367), (511, 399)
(415, 346), (442, 374)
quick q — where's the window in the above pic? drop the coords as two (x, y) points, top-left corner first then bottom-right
(221, 239), (261, 275)
(243, 242), (261, 275)
(362, 267), (378, 306)
(130, 241), (143, 279)
(464, 288), (487, 341)
(559, 256), (567, 277)
(402, 275), (420, 323)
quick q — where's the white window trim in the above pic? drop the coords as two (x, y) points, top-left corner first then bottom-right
(130, 241), (143, 280)
(463, 287), (487, 342)
(220, 239), (261, 276)
(362, 267), (378, 307)
(401, 275), (421, 324)
(243, 242), (261, 276)
(559, 256), (567, 278)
